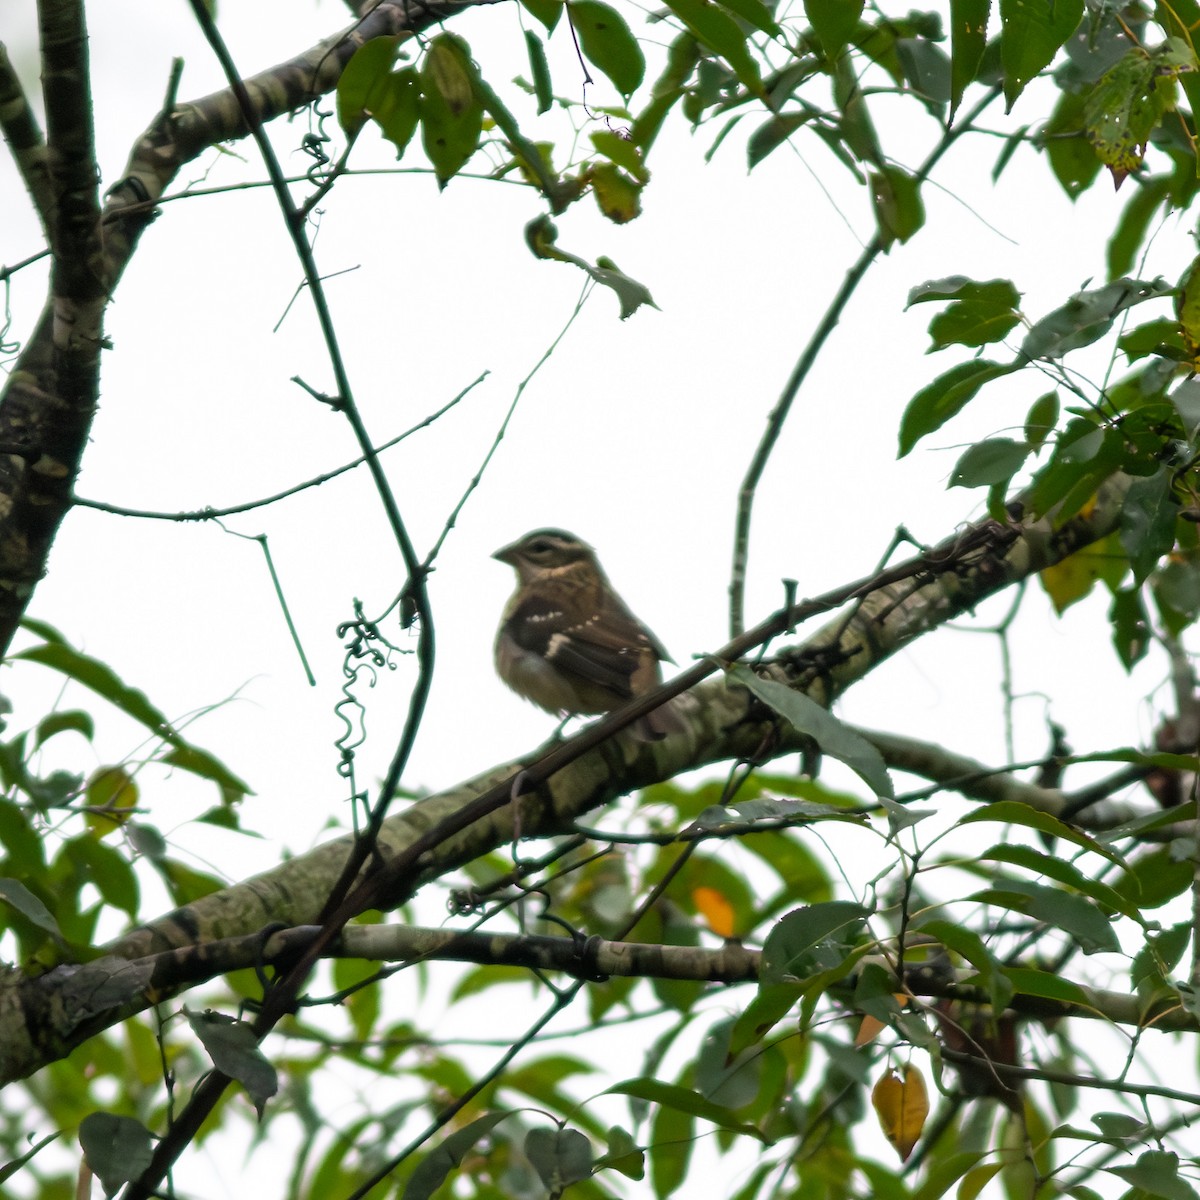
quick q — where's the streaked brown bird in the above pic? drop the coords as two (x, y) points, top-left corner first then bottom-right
(493, 529), (684, 739)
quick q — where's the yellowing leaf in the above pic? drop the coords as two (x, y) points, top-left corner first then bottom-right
(855, 1014), (887, 1046)
(692, 886), (735, 937)
(85, 766), (138, 837)
(872, 1064), (928, 1161)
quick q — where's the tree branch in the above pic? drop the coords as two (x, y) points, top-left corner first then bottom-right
(0, 475), (1136, 1085)
(0, 41), (54, 235)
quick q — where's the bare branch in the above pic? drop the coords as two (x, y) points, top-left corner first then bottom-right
(0, 41), (54, 235)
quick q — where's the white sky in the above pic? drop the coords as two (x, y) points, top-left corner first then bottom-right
(0, 1), (1194, 1194)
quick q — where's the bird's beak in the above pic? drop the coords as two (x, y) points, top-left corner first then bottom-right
(492, 543), (517, 566)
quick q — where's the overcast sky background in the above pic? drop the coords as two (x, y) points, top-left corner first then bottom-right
(0, 2), (1193, 1191)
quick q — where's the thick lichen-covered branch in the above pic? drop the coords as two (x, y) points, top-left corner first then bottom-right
(0, 479), (1138, 1083)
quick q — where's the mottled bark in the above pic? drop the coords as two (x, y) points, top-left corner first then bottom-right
(0, 479), (1135, 1083)
(0, 0), (496, 653)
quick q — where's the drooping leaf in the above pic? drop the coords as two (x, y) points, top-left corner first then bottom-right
(872, 1064), (929, 1161)
(403, 1112), (513, 1200)
(804, 0), (864, 62)
(1084, 46), (1179, 187)
(1109, 586), (1150, 670)
(525, 29), (554, 114)
(870, 165), (925, 247)
(419, 34), (484, 187)
(949, 0), (989, 116)
(728, 665), (893, 797)
(948, 437), (1030, 489)
(570, 0), (646, 96)
(664, 0), (764, 94)
(999, 0), (1084, 110)
(589, 162), (643, 222)
(78, 1113), (153, 1198)
(525, 1127), (594, 1193)
(185, 1009), (279, 1116)
(1120, 468), (1177, 585)
(336, 35), (405, 135)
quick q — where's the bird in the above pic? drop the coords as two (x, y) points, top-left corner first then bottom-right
(492, 529), (684, 739)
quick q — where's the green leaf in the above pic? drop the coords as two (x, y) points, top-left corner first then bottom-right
(1109, 586), (1150, 670)
(716, 0), (780, 36)
(1109, 174), (1170, 279)
(78, 1113), (153, 1197)
(969, 882), (1120, 954)
(949, 0), (990, 116)
(915, 917), (1013, 1013)
(521, 0), (564, 31)
(959, 801), (1125, 864)
(14, 628), (252, 804)
(419, 34), (484, 187)
(649, 1098), (693, 1198)
(1108, 1151), (1200, 1200)
(1025, 390), (1058, 448)
(185, 1009), (279, 1116)
(805, 0), (864, 61)
(917, 277), (1022, 349)
(663, 0), (763, 94)
(525, 30), (554, 114)
(570, 0), (646, 96)
(336, 35), (405, 136)
(1120, 468), (1177, 585)
(605, 1079), (770, 1140)
(1003, 966), (1094, 1008)
(596, 1125), (645, 1180)
(747, 112), (810, 169)
(525, 1127), (594, 1192)
(1085, 45), (1187, 186)
(760, 901), (871, 984)
(32, 710), (93, 750)
(590, 162), (643, 222)
(999, 0), (1084, 110)
(373, 67), (421, 156)
(1021, 278), (1174, 360)
(0, 878), (62, 938)
(979, 842), (1143, 922)
(403, 1113), (512, 1200)
(1113, 846), (1193, 909)
(65, 837), (139, 917)
(898, 359), (1016, 456)
(728, 666), (893, 797)
(870, 165), (925, 247)
(1042, 87), (1102, 200)
(896, 37), (952, 104)
(949, 437), (1030, 488)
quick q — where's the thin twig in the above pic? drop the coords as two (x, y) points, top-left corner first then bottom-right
(728, 87), (1002, 637)
(423, 282), (592, 569)
(125, 2), (438, 1191)
(72, 374), (487, 521)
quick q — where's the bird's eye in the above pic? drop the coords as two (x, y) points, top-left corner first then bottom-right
(529, 539), (555, 554)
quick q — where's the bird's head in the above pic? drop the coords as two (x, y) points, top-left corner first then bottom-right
(492, 529), (598, 583)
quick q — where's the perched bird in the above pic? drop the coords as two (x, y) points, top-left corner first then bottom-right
(493, 529), (683, 739)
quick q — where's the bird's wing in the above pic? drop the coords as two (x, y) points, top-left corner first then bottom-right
(506, 592), (652, 697)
